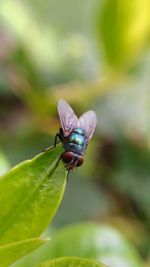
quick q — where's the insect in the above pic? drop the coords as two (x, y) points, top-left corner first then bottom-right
(55, 99), (97, 171)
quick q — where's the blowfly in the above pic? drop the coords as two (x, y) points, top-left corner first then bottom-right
(55, 99), (97, 171)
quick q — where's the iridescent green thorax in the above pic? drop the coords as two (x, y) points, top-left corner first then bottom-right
(73, 128), (84, 135)
(64, 127), (87, 155)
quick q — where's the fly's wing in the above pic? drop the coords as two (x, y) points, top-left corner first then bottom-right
(58, 99), (78, 136)
(78, 110), (97, 144)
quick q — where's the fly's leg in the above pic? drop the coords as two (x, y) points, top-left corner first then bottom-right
(43, 146), (53, 152)
(54, 128), (64, 147)
(54, 133), (62, 147)
(43, 128), (63, 152)
(42, 133), (61, 152)
(48, 152), (69, 182)
(66, 155), (79, 171)
(66, 169), (70, 181)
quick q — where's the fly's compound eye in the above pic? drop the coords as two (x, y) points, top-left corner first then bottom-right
(61, 151), (74, 163)
(76, 155), (84, 167)
(61, 151), (84, 169)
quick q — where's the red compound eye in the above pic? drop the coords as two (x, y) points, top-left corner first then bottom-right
(61, 151), (74, 163)
(76, 155), (84, 167)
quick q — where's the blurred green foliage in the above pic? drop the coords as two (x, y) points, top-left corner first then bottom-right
(13, 223), (142, 267)
(0, 0), (150, 266)
(98, 0), (150, 71)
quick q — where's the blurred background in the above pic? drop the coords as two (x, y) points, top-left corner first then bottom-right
(0, 0), (150, 266)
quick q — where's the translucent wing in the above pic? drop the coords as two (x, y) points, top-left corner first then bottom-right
(58, 99), (78, 136)
(78, 110), (97, 143)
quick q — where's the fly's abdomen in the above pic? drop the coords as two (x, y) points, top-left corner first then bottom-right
(69, 132), (85, 146)
(65, 131), (86, 155)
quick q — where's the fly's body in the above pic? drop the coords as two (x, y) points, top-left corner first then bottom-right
(55, 99), (97, 171)
(64, 127), (86, 155)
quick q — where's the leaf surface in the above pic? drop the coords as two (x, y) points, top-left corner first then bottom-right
(0, 146), (66, 245)
(0, 237), (48, 267)
(37, 257), (107, 267)
(12, 223), (142, 267)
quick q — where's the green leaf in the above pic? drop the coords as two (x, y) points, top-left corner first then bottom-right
(0, 145), (66, 245)
(37, 257), (106, 267)
(13, 223), (143, 267)
(96, 0), (150, 71)
(46, 223), (142, 267)
(0, 237), (48, 267)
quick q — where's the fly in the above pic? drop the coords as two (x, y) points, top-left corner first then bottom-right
(54, 99), (97, 171)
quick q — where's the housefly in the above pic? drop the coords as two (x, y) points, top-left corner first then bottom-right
(55, 99), (97, 171)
